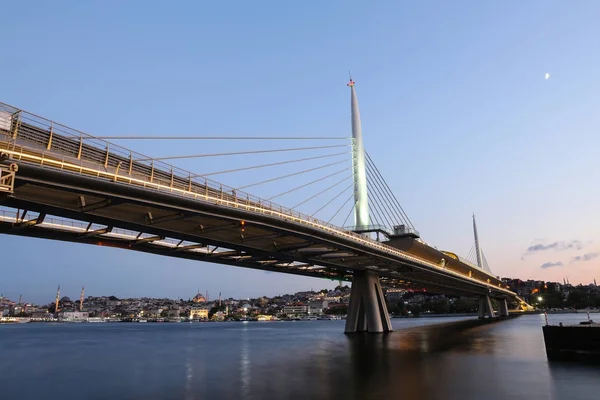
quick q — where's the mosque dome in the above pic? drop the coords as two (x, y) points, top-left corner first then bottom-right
(192, 292), (206, 303)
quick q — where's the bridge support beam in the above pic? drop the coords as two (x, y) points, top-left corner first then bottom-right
(498, 298), (509, 317)
(345, 270), (392, 333)
(478, 295), (495, 319)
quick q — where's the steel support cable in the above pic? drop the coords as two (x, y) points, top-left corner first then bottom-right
(193, 152), (348, 177)
(369, 188), (391, 227)
(136, 144), (350, 161)
(372, 166), (414, 230)
(365, 153), (414, 229)
(367, 168), (403, 228)
(89, 136), (350, 140)
(369, 204), (383, 226)
(365, 166), (401, 228)
(365, 156), (409, 227)
(325, 191), (355, 222)
(365, 159), (407, 227)
(365, 152), (413, 228)
(368, 204), (376, 226)
(366, 179), (396, 230)
(266, 168), (349, 201)
(341, 202), (355, 227)
(371, 167), (414, 230)
(482, 252), (493, 274)
(236, 160), (347, 191)
(466, 244), (476, 263)
(313, 185), (353, 218)
(291, 176), (352, 209)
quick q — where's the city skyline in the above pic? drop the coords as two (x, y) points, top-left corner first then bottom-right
(2, 1), (600, 302)
(2, 274), (598, 307)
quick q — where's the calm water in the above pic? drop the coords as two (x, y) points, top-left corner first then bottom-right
(1, 314), (598, 399)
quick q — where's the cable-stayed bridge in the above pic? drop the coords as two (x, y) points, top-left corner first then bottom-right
(0, 80), (528, 333)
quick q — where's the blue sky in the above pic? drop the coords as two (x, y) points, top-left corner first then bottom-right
(2, 1), (600, 303)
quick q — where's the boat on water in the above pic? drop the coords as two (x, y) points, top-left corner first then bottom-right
(542, 313), (600, 362)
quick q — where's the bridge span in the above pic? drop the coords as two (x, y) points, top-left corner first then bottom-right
(0, 89), (525, 333)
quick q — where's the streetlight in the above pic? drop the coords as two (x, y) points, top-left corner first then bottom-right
(537, 296), (543, 302)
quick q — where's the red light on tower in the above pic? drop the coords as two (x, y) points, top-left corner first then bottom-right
(347, 79), (355, 87)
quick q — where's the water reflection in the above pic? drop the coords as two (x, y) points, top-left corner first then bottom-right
(183, 342), (194, 400)
(0, 317), (598, 399)
(548, 362), (600, 400)
(239, 322), (251, 400)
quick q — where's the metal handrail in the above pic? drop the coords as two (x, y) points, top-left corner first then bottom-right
(0, 100), (379, 243)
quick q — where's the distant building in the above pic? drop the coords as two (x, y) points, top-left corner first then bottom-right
(142, 308), (163, 318)
(308, 301), (327, 315)
(283, 305), (308, 315)
(211, 311), (226, 321)
(31, 312), (54, 320)
(60, 311), (89, 322)
(385, 288), (406, 302)
(190, 307), (209, 320)
(240, 303), (252, 313)
(192, 292), (207, 303)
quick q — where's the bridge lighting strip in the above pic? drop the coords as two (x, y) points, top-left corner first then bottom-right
(2, 148), (514, 296)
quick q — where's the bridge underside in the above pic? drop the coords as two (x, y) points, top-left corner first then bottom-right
(0, 160), (515, 300)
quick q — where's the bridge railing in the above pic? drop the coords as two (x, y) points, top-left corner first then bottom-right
(0, 102), (514, 295)
(0, 101), (368, 241)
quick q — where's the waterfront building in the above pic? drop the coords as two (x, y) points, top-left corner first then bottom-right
(211, 311), (225, 321)
(283, 305), (308, 316)
(60, 311), (89, 322)
(308, 301), (327, 315)
(190, 307), (209, 320)
(31, 312), (54, 320)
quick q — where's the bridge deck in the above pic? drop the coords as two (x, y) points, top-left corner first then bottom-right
(0, 102), (518, 301)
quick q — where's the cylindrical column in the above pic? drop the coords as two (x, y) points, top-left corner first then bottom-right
(348, 79), (369, 229)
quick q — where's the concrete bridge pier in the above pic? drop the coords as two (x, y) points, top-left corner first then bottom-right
(344, 270), (393, 333)
(498, 298), (509, 317)
(477, 295), (495, 319)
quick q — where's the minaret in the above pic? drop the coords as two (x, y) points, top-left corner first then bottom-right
(595, 279), (597, 287)
(54, 284), (61, 314)
(348, 78), (369, 230)
(218, 292), (222, 307)
(472, 214), (483, 269)
(18, 294), (22, 305)
(79, 286), (85, 311)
